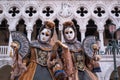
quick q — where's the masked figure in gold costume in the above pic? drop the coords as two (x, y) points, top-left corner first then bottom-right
(62, 21), (99, 80)
(11, 21), (55, 80)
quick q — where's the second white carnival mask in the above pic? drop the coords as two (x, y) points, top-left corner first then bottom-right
(64, 27), (75, 41)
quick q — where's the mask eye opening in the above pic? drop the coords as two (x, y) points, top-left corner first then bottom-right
(41, 32), (44, 35)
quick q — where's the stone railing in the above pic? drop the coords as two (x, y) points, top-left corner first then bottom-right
(0, 46), (12, 67)
(0, 45), (120, 69)
(0, 45), (120, 55)
(0, 45), (120, 59)
(0, 46), (11, 60)
(0, 46), (8, 56)
(104, 46), (120, 55)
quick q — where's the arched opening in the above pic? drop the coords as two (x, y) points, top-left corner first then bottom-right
(116, 28), (120, 48)
(0, 19), (9, 45)
(116, 28), (120, 40)
(31, 19), (42, 40)
(110, 66), (120, 80)
(103, 19), (116, 46)
(54, 19), (60, 40)
(16, 19), (27, 35)
(85, 19), (99, 39)
(72, 19), (81, 42)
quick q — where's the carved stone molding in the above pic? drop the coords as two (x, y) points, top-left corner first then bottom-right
(58, 3), (72, 18)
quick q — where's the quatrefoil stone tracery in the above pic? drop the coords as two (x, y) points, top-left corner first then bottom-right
(76, 7), (88, 17)
(25, 6), (37, 17)
(42, 6), (54, 17)
(111, 6), (120, 17)
(94, 7), (105, 17)
(8, 6), (20, 17)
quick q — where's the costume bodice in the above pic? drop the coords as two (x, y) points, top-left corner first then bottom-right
(64, 41), (85, 71)
(73, 52), (85, 71)
(35, 48), (50, 66)
(30, 40), (52, 66)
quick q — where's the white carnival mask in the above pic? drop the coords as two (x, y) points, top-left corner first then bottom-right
(64, 27), (75, 41)
(40, 28), (51, 42)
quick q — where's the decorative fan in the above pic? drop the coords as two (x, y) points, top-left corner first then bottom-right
(11, 31), (30, 58)
(82, 36), (97, 58)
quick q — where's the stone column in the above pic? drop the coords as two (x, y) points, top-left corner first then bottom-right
(98, 29), (105, 54)
(59, 23), (64, 42)
(8, 20), (17, 57)
(80, 29), (86, 42)
(97, 21), (105, 54)
(26, 23), (33, 42)
(78, 19), (87, 42)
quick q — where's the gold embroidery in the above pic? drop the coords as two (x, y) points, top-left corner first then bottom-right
(76, 55), (85, 71)
(37, 50), (48, 66)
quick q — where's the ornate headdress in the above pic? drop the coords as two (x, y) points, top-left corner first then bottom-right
(39, 20), (55, 32)
(63, 21), (74, 28)
(44, 20), (55, 29)
(39, 20), (55, 36)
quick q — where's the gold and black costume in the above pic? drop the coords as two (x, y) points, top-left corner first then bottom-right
(10, 21), (55, 80)
(64, 41), (98, 80)
(19, 41), (53, 80)
(62, 21), (98, 80)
